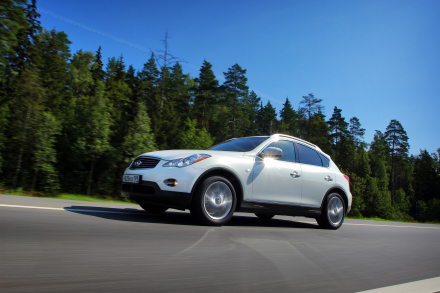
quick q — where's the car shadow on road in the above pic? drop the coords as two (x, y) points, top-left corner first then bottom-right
(64, 206), (320, 229)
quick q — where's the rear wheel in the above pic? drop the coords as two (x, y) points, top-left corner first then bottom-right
(190, 176), (236, 226)
(316, 193), (345, 230)
(255, 213), (274, 220)
(139, 203), (168, 214)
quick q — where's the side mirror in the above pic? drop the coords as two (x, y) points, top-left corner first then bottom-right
(260, 147), (283, 159)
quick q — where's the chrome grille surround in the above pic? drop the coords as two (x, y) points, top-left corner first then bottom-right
(130, 156), (161, 169)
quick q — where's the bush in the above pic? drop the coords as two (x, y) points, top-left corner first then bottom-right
(427, 198), (440, 222)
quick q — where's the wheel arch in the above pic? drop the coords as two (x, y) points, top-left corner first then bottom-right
(191, 167), (244, 210)
(321, 186), (349, 215)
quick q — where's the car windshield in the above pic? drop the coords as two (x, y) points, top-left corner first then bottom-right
(208, 137), (269, 152)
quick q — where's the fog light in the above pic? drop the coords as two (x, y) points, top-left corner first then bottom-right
(164, 179), (178, 187)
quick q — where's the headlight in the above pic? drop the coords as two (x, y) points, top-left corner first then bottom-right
(162, 154), (211, 168)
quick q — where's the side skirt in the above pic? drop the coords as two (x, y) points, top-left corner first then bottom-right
(236, 201), (321, 218)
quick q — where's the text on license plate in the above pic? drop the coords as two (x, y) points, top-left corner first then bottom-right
(123, 175), (140, 183)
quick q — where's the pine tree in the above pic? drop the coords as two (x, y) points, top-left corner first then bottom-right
(105, 56), (131, 120)
(299, 93), (323, 141)
(121, 102), (156, 164)
(193, 60), (219, 129)
(154, 66), (181, 149)
(89, 46), (105, 100)
(156, 101), (181, 149)
(0, 0), (27, 87)
(369, 131), (389, 181)
(139, 53), (161, 136)
(169, 62), (192, 124)
(125, 64), (142, 118)
(91, 46), (104, 84)
(74, 80), (111, 196)
(259, 101), (277, 135)
(243, 90), (260, 136)
(328, 107), (350, 168)
(12, 0), (42, 73)
(9, 67), (45, 189)
(61, 49), (96, 193)
(31, 111), (61, 193)
(308, 111), (331, 154)
(367, 131), (392, 218)
(349, 117), (365, 145)
(67, 50), (95, 98)
(349, 117), (366, 172)
(38, 29), (71, 113)
(221, 64), (249, 138)
(279, 97), (298, 136)
(384, 119), (409, 203)
(356, 147), (371, 178)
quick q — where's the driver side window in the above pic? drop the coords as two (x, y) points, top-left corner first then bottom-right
(266, 140), (296, 163)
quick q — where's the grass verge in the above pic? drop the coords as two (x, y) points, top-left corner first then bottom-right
(347, 216), (440, 225)
(0, 188), (133, 205)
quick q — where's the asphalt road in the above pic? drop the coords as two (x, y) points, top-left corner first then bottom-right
(1, 194), (440, 293)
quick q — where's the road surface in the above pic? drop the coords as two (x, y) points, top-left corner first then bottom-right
(1, 194), (439, 292)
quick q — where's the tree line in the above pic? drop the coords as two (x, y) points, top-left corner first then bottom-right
(1, 0), (439, 222)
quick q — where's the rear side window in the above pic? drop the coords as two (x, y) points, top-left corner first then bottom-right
(265, 140), (296, 163)
(318, 152), (330, 167)
(297, 144), (322, 166)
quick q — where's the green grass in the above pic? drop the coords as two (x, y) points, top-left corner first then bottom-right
(347, 216), (440, 225)
(54, 194), (134, 204)
(0, 188), (133, 205)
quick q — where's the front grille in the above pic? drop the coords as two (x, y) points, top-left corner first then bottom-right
(130, 157), (160, 169)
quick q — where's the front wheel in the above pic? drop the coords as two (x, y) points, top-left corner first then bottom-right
(190, 176), (237, 226)
(316, 193), (345, 230)
(139, 203), (168, 214)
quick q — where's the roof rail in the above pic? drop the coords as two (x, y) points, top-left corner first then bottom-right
(272, 134), (322, 151)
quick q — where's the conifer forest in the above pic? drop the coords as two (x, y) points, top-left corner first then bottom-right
(1, 0), (439, 222)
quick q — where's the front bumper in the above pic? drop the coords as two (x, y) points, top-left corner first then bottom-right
(347, 203), (352, 214)
(122, 180), (192, 209)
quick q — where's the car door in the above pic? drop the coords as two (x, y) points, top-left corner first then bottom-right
(251, 140), (302, 205)
(296, 143), (335, 208)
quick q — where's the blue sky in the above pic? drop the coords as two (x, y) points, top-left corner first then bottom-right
(37, 0), (440, 155)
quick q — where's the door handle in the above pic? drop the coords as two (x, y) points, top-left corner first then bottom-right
(324, 175), (333, 181)
(290, 171), (301, 178)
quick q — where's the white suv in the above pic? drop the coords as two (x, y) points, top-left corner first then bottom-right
(122, 134), (352, 229)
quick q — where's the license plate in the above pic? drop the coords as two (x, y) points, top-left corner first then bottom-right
(122, 175), (140, 183)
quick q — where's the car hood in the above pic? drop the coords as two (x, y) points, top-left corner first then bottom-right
(138, 150), (245, 161)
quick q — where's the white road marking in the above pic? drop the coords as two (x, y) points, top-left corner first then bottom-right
(294, 220), (440, 230)
(1, 204), (439, 230)
(0, 204), (142, 215)
(357, 276), (440, 293)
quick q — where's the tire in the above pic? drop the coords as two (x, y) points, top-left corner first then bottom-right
(139, 203), (168, 214)
(255, 213), (274, 220)
(190, 176), (237, 226)
(316, 193), (345, 230)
